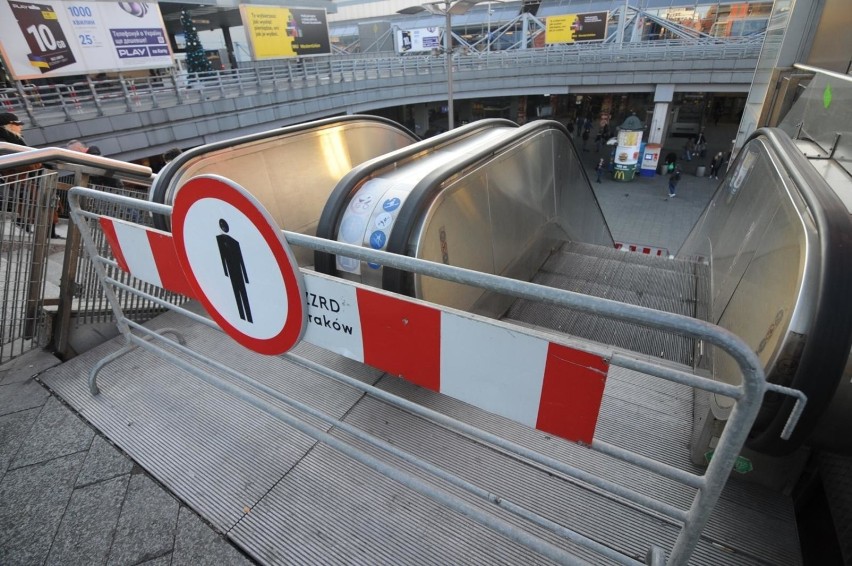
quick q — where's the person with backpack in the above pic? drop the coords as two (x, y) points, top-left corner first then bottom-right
(668, 166), (681, 198)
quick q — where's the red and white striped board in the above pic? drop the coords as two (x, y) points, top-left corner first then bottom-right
(614, 242), (670, 257)
(98, 203), (609, 445)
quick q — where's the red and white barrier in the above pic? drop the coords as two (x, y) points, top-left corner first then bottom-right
(614, 242), (670, 257)
(99, 204), (608, 444)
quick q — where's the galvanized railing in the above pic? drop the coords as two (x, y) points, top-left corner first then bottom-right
(0, 168), (57, 364)
(0, 146), (186, 361)
(3, 38), (763, 127)
(68, 184), (805, 565)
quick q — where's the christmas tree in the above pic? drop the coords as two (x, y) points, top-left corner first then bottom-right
(180, 10), (212, 74)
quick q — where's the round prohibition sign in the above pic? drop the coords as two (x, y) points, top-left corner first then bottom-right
(172, 175), (306, 355)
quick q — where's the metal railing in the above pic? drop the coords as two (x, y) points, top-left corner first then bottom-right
(0, 168), (57, 364)
(67, 184), (805, 565)
(2, 38), (764, 128)
(0, 146), (185, 361)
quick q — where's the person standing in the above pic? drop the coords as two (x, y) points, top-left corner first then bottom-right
(695, 129), (708, 158)
(682, 138), (694, 162)
(709, 152), (724, 180)
(595, 158), (605, 183)
(668, 166), (681, 198)
(0, 112), (51, 235)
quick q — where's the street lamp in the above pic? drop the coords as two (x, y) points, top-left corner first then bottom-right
(399, 0), (485, 130)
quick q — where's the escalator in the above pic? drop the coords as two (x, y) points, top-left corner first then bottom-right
(313, 118), (852, 458)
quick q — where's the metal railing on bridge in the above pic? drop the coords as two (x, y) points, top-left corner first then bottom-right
(1, 38), (764, 128)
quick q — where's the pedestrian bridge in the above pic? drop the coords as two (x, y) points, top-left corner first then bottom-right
(5, 38), (762, 161)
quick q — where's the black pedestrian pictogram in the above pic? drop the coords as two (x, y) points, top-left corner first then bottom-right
(216, 218), (253, 322)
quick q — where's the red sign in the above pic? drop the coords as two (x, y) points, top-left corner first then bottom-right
(171, 175), (306, 355)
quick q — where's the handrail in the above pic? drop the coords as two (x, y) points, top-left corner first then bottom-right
(314, 118), (518, 275)
(793, 63), (852, 83)
(380, 119), (611, 294)
(151, 114), (416, 210)
(741, 128), (852, 455)
(2, 38), (763, 130)
(0, 143), (154, 183)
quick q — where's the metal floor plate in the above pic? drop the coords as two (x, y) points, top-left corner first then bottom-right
(41, 301), (801, 565)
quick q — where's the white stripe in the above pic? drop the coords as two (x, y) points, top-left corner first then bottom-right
(302, 273), (364, 362)
(440, 311), (547, 427)
(112, 220), (162, 287)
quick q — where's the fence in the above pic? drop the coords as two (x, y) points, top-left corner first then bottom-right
(0, 145), (167, 363)
(2, 38), (764, 128)
(0, 168), (57, 364)
(66, 180), (806, 565)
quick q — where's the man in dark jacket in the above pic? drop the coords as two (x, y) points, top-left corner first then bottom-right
(0, 112), (27, 147)
(0, 112), (60, 237)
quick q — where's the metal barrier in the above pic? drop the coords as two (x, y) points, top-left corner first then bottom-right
(68, 179), (806, 565)
(0, 145), (172, 361)
(0, 168), (57, 364)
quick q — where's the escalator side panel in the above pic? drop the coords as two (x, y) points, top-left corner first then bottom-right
(314, 119), (518, 276)
(679, 129), (852, 454)
(406, 125), (613, 318)
(150, 117), (417, 265)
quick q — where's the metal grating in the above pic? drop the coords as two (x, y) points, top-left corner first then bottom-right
(505, 241), (706, 366)
(42, 314), (802, 565)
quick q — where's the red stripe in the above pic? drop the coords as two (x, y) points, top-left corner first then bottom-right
(146, 230), (196, 298)
(535, 343), (608, 444)
(356, 288), (441, 391)
(99, 218), (130, 273)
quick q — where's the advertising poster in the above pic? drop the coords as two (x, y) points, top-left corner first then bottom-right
(545, 11), (608, 44)
(241, 5), (330, 59)
(396, 27), (441, 53)
(0, 1), (172, 79)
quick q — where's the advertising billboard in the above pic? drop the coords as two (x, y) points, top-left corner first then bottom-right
(396, 27), (441, 53)
(0, 1), (172, 80)
(240, 5), (330, 59)
(545, 11), (608, 44)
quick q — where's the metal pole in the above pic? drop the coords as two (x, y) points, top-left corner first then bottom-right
(445, 6), (454, 130)
(487, 7), (491, 52)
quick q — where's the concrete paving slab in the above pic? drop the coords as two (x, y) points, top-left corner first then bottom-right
(107, 473), (180, 566)
(45, 475), (129, 566)
(0, 379), (50, 417)
(137, 554), (173, 566)
(76, 435), (134, 488)
(173, 507), (253, 566)
(0, 408), (39, 476)
(10, 396), (94, 470)
(0, 452), (86, 566)
(0, 349), (61, 386)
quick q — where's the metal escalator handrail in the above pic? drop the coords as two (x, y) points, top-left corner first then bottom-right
(314, 118), (518, 275)
(0, 142), (153, 182)
(793, 63), (852, 83)
(149, 114), (418, 228)
(745, 127), (852, 455)
(381, 119), (607, 295)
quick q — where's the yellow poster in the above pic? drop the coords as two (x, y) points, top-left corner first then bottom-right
(241, 5), (295, 59)
(545, 14), (578, 44)
(545, 12), (608, 44)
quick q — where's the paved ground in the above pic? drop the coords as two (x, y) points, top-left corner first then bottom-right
(0, 122), (734, 566)
(0, 351), (256, 566)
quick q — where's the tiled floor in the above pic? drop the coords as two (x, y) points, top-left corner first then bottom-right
(0, 349), (255, 566)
